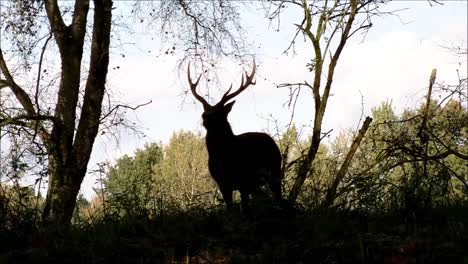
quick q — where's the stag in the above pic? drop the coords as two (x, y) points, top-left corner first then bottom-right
(187, 61), (282, 210)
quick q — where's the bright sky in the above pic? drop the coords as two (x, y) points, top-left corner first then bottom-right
(12, 1), (468, 200)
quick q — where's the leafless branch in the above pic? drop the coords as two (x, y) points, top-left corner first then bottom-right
(35, 30), (53, 114)
(99, 100), (152, 123)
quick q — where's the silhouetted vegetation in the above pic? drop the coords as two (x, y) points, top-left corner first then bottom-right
(1, 93), (467, 263)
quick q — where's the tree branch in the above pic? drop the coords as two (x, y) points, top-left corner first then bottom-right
(73, 0), (113, 171)
(71, 0), (90, 42)
(0, 48), (37, 116)
(323, 116), (372, 208)
(0, 80), (9, 89)
(44, 0), (67, 48)
(99, 100), (152, 123)
(0, 115), (52, 142)
(319, 0), (357, 116)
(35, 31), (54, 113)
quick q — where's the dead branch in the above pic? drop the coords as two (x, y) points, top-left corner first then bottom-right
(323, 116), (373, 208)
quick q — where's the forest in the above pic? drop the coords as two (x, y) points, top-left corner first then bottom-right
(0, 0), (467, 263)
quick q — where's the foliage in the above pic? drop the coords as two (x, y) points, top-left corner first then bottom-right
(101, 131), (217, 218)
(98, 84), (467, 217)
(1, 76), (467, 264)
(137, 0), (248, 62)
(154, 130), (216, 211)
(0, 0), (44, 66)
(104, 143), (163, 217)
(329, 97), (467, 216)
(274, 87), (466, 214)
(0, 183), (42, 252)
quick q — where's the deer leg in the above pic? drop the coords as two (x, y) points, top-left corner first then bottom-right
(240, 191), (251, 212)
(269, 175), (283, 204)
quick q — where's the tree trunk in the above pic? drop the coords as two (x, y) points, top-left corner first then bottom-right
(42, 163), (82, 225)
(287, 0), (358, 203)
(42, 0), (113, 226)
(288, 116), (323, 202)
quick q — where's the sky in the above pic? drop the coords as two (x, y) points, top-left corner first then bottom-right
(1, 1), (466, 200)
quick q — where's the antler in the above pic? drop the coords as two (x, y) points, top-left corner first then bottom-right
(187, 62), (210, 109)
(219, 60), (256, 105)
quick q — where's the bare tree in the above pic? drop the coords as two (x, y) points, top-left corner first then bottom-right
(0, 0), (113, 225)
(265, 0), (384, 203)
(0, 0), (249, 226)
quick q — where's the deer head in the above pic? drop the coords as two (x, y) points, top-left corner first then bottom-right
(187, 61), (256, 130)
(187, 61), (282, 211)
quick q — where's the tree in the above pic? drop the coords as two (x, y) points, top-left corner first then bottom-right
(344, 101), (401, 212)
(72, 193), (90, 224)
(104, 131), (213, 213)
(0, 183), (40, 230)
(154, 131), (214, 210)
(0, 0), (113, 226)
(340, 69), (468, 214)
(0, 0), (248, 226)
(267, 0), (379, 203)
(105, 143), (163, 216)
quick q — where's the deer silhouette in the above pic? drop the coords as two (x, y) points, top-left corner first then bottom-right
(187, 61), (282, 210)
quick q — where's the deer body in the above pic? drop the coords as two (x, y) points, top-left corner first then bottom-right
(206, 128), (282, 209)
(188, 61), (282, 209)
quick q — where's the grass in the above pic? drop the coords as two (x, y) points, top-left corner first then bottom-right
(0, 204), (467, 264)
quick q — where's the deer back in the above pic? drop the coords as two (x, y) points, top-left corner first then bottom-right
(206, 131), (282, 191)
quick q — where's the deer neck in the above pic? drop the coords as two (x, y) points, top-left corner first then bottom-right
(205, 124), (235, 155)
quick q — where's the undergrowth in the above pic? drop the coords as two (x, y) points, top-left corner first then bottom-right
(0, 202), (467, 264)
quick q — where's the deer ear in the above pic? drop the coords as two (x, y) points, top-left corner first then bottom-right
(224, 101), (235, 113)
